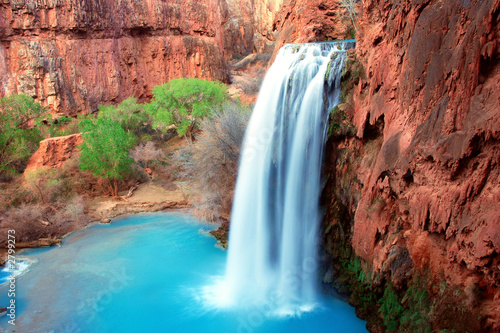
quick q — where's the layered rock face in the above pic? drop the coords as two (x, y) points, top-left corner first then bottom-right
(0, 0), (252, 114)
(314, 0), (500, 330)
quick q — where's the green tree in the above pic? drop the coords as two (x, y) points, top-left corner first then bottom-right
(0, 94), (45, 175)
(97, 97), (149, 133)
(78, 118), (135, 196)
(145, 78), (228, 140)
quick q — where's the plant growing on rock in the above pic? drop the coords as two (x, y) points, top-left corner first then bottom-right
(327, 105), (356, 139)
(78, 118), (136, 197)
(340, 0), (360, 32)
(378, 283), (405, 332)
(0, 94), (45, 176)
(145, 78), (228, 141)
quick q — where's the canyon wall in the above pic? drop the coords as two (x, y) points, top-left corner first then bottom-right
(298, 0), (499, 331)
(272, 0), (355, 56)
(354, 0), (498, 328)
(0, 0), (280, 115)
(225, 0), (282, 55)
(272, 0), (499, 331)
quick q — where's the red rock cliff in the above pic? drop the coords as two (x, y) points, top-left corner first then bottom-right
(351, 0), (499, 328)
(0, 0), (239, 114)
(274, 0), (499, 331)
(225, 0), (283, 55)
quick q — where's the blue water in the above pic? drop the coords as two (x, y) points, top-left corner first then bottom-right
(0, 213), (367, 332)
(0, 270), (10, 283)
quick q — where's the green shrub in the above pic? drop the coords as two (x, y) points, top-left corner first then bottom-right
(97, 97), (149, 133)
(0, 94), (45, 175)
(44, 115), (84, 138)
(145, 78), (228, 139)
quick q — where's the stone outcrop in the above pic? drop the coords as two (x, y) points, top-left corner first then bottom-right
(25, 133), (82, 171)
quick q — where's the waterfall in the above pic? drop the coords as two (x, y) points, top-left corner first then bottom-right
(208, 40), (355, 314)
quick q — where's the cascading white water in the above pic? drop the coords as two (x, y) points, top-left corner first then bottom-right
(208, 40), (355, 314)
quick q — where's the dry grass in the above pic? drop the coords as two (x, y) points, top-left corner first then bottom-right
(130, 141), (164, 168)
(0, 158), (99, 246)
(177, 102), (250, 221)
(0, 195), (90, 246)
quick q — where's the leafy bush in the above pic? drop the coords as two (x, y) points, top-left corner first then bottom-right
(145, 78), (228, 138)
(97, 97), (149, 133)
(0, 94), (45, 175)
(177, 102), (250, 220)
(79, 118), (136, 196)
(45, 115), (89, 138)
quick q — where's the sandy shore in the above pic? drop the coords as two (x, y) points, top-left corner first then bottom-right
(88, 179), (190, 221)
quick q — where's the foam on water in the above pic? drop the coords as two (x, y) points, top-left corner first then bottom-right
(0, 259), (31, 284)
